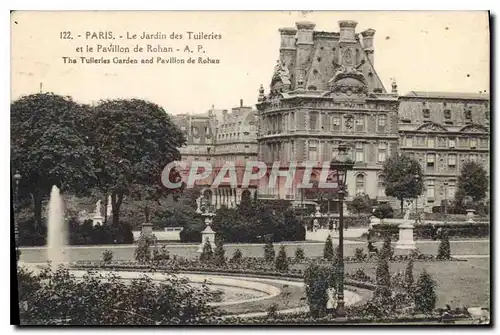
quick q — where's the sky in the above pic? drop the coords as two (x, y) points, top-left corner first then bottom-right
(11, 11), (490, 115)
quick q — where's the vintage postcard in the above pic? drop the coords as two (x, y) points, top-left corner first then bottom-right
(11, 10), (491, 326)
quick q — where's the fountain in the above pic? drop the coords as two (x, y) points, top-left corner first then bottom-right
(47, 185), (68, 268)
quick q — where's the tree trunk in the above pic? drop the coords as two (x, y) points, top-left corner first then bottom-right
(400, 198), (404, 215)
(111, 192), (123, 226)
(103, 192), (108, 225)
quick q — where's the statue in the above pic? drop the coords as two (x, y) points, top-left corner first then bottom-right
(196, 195), (204, 214)
(95, 200), (102, 217)
(403, 199), (413, 221)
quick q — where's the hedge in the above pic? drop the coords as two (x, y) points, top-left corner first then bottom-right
(371, 222), (490, 239)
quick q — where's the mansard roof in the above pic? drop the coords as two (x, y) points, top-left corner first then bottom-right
(403, 91), (489, 101)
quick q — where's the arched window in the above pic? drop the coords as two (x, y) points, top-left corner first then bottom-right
(355, 174), (365, 195)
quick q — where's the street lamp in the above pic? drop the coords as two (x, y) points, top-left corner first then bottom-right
(443, 181), (449, 224)
(13, 171), (21, 259)
(414, 174), (420, 222)
(329, 142), (354, 318)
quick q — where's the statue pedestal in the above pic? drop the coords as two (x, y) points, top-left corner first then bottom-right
(395, 221), (417, 254)
(92, 215), (103, 226)
(197, 226), (216, 252)
(141, 222), (153, 238)
(466, 209), (476, 223)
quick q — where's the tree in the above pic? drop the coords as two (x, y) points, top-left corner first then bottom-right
(134, 233), (155, 263)
(263, 234), (275, 262)
(414, 270), (437, 314)
(437, 230), (451, 260)
(275, 245), (289, 272)
(11, 93), (98, 228)
(454, 161), (488, 206)
(404, 258), (414, 293)
(200, 238), (213, 262)
(381, 154), (424, 213)
(91, 99), (186, 226)
(213, 236), (226, 266)
(323, 235), (334, 261)
(304, 264), (330, 318)
(348, 194), (373, 216)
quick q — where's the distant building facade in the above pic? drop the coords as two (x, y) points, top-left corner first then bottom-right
(172, 100), (259, 209)
(398, 91), (490, 212)
(255, 20), (399, 204)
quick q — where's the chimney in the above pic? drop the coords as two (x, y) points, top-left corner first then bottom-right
(361, 29), (376, 65)
(222, 109), (228, 121)
(258, 84), (265, 102)
(339, 20), (358, 42)
(279, 27), (297, 50)
(391, 79), (398, 95)
(240, 99), (243, 107)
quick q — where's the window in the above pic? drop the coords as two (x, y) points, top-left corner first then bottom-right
(444, 109), (451, 119)
(427, 137), (435, 148)
(378, 115), (387, 127)
(465, 108), (472, 120)
(449, 138), (456, 148)
(423, 109), (430, 118)
(310, 112), (318, 131)
(332, 116), (340, 131)
(308, 141), (318, 161)
(355, 142), (364, 162)
(448, 181), (456, 199)
(355, 115), (365, 131)
(290, 112), (295, 130)
(355, 174), (365, 195)
(290, 140), (295, 160)
(469, 154), (478, 162)
(458, 137), (468, 147)
(377, 175), (385, 197)
(378, 142), (387, 162)
(470, 138), (477, 149)
(427, 180), (435, 198)
(406, 136), (413, 147)
(448, 154), (456, 167)
(426, 153), (435, 170)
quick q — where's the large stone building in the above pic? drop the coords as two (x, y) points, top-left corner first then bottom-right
(255, 21), (399, 203)
(398, 91), (490, 211)
(172, 20), (490, 213)
(172, 100), (259, 208)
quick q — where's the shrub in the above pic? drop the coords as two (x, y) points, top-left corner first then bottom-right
(304, 263), (331, 318)
(231, 249), (243, 263)
(437, 231), (451, 260)
(275, 245), (289, 272)
(267, 303), (279, 319)
(373, 203), (394, 219)
(152, 245), (170, 262)
(134, 233), (155, 263)
(372, 222), (489, 239)
(404, 258), (414, 293)
(294, 247), (305, 262)
(102, 249), (113, 264)
(323, 235), (334, 261)
(17, 265), (216, 325)
(213, 237), (226, 267)
(264, 235), (275, 263)
(375, 255), (391, 299)
(414, 270), (437, 314)
(200, 238), (213, 262)
(379, 237), (393, 260)
(354, 248), (366, 261)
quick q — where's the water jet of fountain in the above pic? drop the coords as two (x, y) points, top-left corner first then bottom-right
(47, 185), (68, 268)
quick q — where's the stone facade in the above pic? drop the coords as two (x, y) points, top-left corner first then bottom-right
(172, 100), (259, 209)
(399, 92), (490, 212)
(255, 20), (399, 203)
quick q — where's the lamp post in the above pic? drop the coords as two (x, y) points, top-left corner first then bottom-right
(414, 174), (420, 222)
(443, 181), (449, 224)
(329, 142), (354, 318)
(13, 171), (21, 259)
